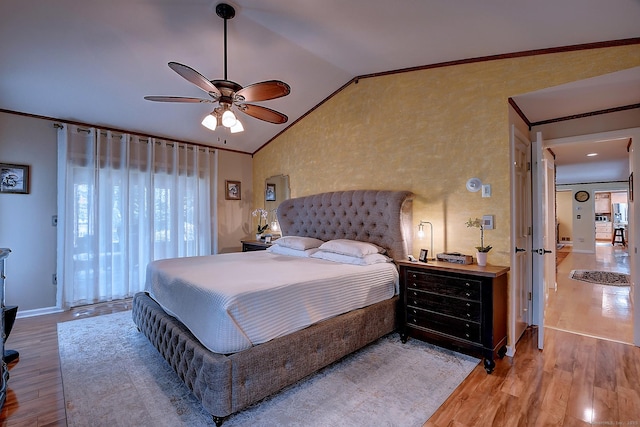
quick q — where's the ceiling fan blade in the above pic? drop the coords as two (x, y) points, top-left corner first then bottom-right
(239, 104), (288, 124)
(168, 62), (221, 97)
(235, 80), (291, 102)
(144, 96), (213, 103)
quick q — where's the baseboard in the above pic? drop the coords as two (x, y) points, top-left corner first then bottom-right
(16, 306), (64, 318)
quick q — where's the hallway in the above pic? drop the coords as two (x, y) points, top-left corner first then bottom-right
(545, 243), (633, 344)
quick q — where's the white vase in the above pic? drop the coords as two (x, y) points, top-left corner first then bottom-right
(256, 233), (262, 241)
(476, 252), (488, 266)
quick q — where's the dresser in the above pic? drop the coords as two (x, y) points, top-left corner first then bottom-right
(0, 248), (10, 409)
(397, 260), (509, 374)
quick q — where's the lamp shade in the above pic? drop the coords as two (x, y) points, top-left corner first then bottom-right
(222, 110), (237, 127)
(230, 120), (244, 133)
(201, 114), (217, 131)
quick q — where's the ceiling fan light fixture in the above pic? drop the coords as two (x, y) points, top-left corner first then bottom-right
(144, 2), (290, 138)
(230, 120), (244, 133)
(201, 113), (218, 131)
(222, 109), (237, 127)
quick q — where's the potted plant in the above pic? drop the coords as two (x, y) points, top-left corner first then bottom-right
(466, 218), (492, 266)
(252, 208), (270, 240)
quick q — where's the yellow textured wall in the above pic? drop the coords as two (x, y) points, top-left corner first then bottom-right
(254, 45), (640, 266)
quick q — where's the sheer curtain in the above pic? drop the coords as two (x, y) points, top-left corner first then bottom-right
(57, 125), (217, 308)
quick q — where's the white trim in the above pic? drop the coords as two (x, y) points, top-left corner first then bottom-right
(16, 306), (64, 319)
(544, 128), (639, 147)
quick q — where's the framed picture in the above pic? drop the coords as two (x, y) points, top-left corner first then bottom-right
(0, 163), (30, 194)
(264, 236), (272, 244)
(418, 249), (428, 263)
(265, 183), (276, 201)
(225, 180), (241, 200)
(629, 173), (634, 202)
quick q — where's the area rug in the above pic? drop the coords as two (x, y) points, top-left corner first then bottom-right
(569, 270), (630, 286)
(58, 311), (479, 427)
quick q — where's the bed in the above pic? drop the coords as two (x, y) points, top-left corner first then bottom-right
(132, 190), (413, 425)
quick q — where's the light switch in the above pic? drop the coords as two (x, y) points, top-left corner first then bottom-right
(482, 184), (491, 198)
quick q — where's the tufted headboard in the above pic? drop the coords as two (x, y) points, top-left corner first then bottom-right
(276, 190), (414, 261)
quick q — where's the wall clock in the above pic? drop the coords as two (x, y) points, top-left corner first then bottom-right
(574, 190), (590, 202)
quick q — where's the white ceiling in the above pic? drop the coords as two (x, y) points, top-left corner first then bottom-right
(552, 138), (631, 185)
(512, 66), (640, 185)
(1, 0), (639, 157)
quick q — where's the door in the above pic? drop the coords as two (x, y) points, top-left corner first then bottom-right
(532, 131), (555, 350)
(510, 125), (533, 354)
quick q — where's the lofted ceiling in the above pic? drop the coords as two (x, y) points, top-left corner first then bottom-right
(0, 0), (639, 155)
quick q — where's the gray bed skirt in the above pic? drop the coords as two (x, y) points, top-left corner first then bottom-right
(132, 292), (398, 421)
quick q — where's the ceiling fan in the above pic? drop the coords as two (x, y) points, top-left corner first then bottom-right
(144, 3), (290, 133)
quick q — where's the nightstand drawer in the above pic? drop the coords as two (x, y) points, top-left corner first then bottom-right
(241, 240), (272, 252)
(405, 270), (481, 300)
(407, 289), (481, 322)
(407, 307), (481, 343)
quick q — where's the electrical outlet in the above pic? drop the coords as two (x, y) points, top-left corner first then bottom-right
(52, 215), (58, 226)
(52, 274), (57, 285)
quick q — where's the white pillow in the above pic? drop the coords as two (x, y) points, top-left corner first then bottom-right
(311, 250), (392, 265)
(318, 239), (385, 258)
(267, 245), (319, 258)
(274, 236), (324, 251)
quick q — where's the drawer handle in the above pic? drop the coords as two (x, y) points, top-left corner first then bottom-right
(467, 313), (471, 317)
(412, 319), (417, 323)
(465, 323), (470, 328)
(465, 333), (470, 338)
(413, 300), (418, 305)
(465, 282), (470, 287)
(466, 303), (471, 307)
(412, 274), (417, 278)
(465, 292), (471, 297)
(412, 291), (418, 296)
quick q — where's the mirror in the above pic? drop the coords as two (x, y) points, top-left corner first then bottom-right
(265, 175), (290, 235)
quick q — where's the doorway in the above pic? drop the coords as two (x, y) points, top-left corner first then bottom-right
(548, 186), (632, 343)
(540, 131), (638, 345)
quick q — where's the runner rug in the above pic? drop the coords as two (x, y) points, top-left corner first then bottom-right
(570, 269), (630, 286)
(58, 311), (478, 427)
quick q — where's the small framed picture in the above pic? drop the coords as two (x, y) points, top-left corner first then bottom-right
(0, 163), (30, 194)
(225, 180), (241, 200)
(264, 236), (272, 244)
(265, 183), (276, 201)
(418, 249), (428, 263)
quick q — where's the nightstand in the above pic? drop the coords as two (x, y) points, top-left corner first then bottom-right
(241, 240), (273, 252)
(397, 260), (509, 374)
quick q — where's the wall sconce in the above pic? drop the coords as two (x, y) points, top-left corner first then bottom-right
(417, 220), (434, 260)
(466, 178), (482, 192)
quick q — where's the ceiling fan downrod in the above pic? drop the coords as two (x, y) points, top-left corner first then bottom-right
(215, 3), (235, 82)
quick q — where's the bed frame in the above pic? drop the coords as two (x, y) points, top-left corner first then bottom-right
(132, 190), (413, 425)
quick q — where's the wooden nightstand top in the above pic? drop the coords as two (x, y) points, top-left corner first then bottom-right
(396, 259), (509, 278)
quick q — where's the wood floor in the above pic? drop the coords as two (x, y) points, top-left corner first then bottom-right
(0, 300), (132, 426)
(546, 244), (633, 344)
(1, 249), (638, 426)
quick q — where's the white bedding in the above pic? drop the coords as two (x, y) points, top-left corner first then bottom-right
(145, 251), (399, 354)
